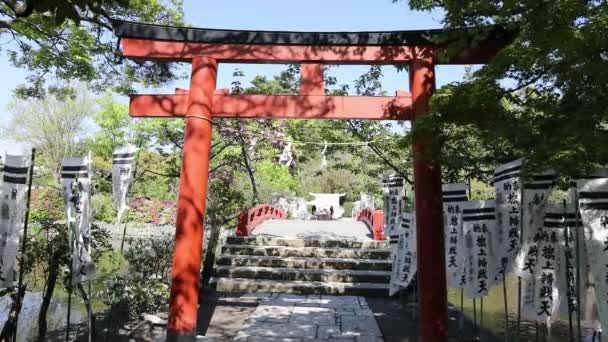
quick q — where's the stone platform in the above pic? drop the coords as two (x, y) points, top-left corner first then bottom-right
(252, 219), (373, 240)
(231, 293), (383, 342)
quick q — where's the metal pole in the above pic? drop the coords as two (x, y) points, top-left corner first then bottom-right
(12, 148), (36, 341)
(574, 190), (583, 342)
(563, 200), (574, 342)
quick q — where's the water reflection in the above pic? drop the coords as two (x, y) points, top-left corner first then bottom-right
(0, 292), (87, 342)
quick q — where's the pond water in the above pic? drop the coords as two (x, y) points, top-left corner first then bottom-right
(1, 275), (601, 341)
(447, 275), (599, 342)
(0, 292), (90, 341)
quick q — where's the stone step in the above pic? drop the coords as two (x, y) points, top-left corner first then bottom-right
(221, 244), (391, 260)
(214, 266), (391, 283)
(216, 255), (392, 271)
(226, 236), (389, 249)
(212, 277), (390, 296)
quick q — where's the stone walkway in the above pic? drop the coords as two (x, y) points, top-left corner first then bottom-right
(252, 219), (373, 240)
(233, 293), (383, 342)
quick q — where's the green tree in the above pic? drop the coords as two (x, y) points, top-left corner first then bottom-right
(0, 0), (184, 97)
(3, 86), (94, 176)
(400, 0), (608, 178)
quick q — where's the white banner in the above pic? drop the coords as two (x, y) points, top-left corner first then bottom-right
(493, 160), (523, 276)
(463, 200), (498, 298)
(61, 156), (95, 284)
(531, 208), (563, 324)
(442, 184), (468, 288)
(389, 212), (416, 295)
(514, 172), (557, 279)
(549, 195), (588, 322)
(383, 175), (405, 237)
(0, 154), (30, 288)
(577, 178), (608, 330)
(112, 145), (137, 225)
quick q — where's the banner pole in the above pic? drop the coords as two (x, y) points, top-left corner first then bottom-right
(573, 189), (583, 342)
(459, 288), (464, 342)
(65, 179), (76, 342)
(119, 143), (142, 254)
(480, 297), (484, 341)
(473, 298), (478, 339)
(502, 265), (509, 342)
(563, 199), (574, 342)
(12, 148), (36, 341)
(66, 242), (73, 342)
(516, 166), (525, 342)
(87, 152), (93, 342)
(467, 178), (477, 341)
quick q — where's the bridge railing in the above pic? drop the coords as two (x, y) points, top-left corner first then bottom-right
(356, 208), (385, 240)
(236, 204), (287, 236)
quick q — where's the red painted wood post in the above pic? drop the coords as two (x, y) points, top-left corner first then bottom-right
(300, 63), (325, 95)
(410, 57), (448, 341)
(373, 210), (385, 240)
(167, 56), (217, 342)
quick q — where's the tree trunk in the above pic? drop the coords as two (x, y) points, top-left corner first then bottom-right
(37, 254), (60, 342)
(201, 220), (223, 287)
(0, 286), (25, 342)
(237, 125), (259, 205)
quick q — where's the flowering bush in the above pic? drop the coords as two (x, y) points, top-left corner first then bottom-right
(127, 197), (177, 225)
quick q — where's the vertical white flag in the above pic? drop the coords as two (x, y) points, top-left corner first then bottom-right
(382, 175), (405, 237)
(397, 212), (417, 290)
(462, 200), (498, 298)
(0, 154), (30, 288)
(514, 172), (557, 278)
(577, 178), (608, 330)
(493, 160), (523, 276)
(389, 213), (407, 296)
(530, 207), (564, 324)
(547, 194), (588, 322)
(442, 184), (468, 288)
(61, 156), (95, 284)
(112, 145), (137, 226)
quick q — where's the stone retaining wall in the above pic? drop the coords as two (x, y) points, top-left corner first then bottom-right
(96, 222), (232, 251)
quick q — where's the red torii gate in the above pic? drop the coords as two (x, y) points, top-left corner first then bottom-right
(114, 21), (512, 342)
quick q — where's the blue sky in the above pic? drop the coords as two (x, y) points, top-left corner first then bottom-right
(0, 0), (471, 152)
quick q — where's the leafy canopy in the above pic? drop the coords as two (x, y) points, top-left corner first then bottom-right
(0, 0), (184, 98)
(399, 0), (608, 178)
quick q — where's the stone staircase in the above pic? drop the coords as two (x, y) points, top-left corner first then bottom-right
(211, 236), (392, 296)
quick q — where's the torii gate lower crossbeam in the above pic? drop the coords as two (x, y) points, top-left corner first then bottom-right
(115, 20), (512, 342)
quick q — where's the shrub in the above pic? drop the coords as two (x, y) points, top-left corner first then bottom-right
(91, 193), (117, 223)
(99, 237), (173, 318)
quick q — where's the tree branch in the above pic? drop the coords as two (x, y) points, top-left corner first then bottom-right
(347, 120), (413, 184)
(141, 169), (179, 178)
(3, 0), (33, 18)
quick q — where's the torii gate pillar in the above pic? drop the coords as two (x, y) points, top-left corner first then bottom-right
(167, 56), (217, 341)
(410, 57), (448, 341)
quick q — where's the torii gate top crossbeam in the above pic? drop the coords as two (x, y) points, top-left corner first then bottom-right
(114, 20), (514, 64)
